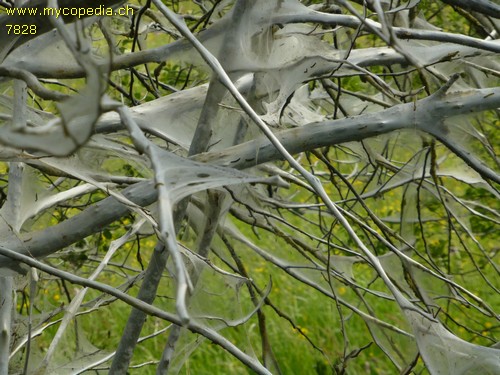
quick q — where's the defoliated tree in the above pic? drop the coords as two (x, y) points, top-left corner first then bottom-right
(0, 0), (499, 374)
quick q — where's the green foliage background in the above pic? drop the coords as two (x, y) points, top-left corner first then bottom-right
(1, 0), (499, 374)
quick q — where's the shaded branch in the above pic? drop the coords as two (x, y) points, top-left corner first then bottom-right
(440, 0), (500, 19)
(197, 86), (500, 184)
(1, 86), (498, 271)
(0, 245), (272, 375)
(0, 66), (69, 100)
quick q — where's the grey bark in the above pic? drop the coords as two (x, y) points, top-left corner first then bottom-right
(1, 84), (499, 272)
(109, 242), (168, 374)
(440, 0), (500, 19)
(0, 245), (272, 375)
(0, 277), (13, 375)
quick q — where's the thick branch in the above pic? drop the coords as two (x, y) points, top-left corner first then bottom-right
(196, 87), (500, 176)
(0, 180), (156, 270)
(271, 11), (500, 53)
(0, 277), (13, 375)
(0, 67), (69, 100)
(110, 242), (169, 373)
(3, 15), (498, 79)
(440, 0), (500, 19)
(1, 86), (499, 270)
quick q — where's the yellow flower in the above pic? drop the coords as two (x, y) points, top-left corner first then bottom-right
(293, 325), (309, 337)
